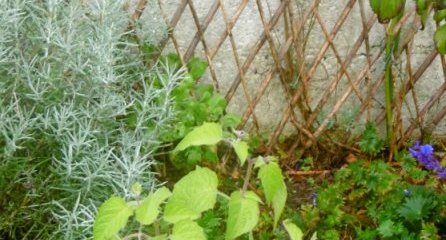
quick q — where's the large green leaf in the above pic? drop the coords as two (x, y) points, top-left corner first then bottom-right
(232, 140), (249, 166)
(171, 220), (206, 240)
(173, 122), (223, 153)
(225, 191), (261, 240)
(435, 24), (446, 54)
(164, 166), (218, 223)
(135, 187), (172, 225)
(258, 162), (287, 228)
(93, 196), (133, 240)
(283, 219), (304, 240)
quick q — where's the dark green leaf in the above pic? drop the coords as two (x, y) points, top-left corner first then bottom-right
(435, 24), (446, 54)
(369, 0), (381, 13)
(378, 0), (406, 23)
(434, 9), (446, 22)
(416, 0), (427, 14)
(397, 196), (433, 221)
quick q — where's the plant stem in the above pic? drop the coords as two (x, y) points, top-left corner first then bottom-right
(241, 158), (255, 195)
(217, 191), (231, 200)
(384, 16), (402, 160)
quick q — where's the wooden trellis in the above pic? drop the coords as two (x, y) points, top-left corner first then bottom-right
(134, 0), (446, 162)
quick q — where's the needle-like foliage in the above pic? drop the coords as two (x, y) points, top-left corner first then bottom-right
(0, 1), (182, 238)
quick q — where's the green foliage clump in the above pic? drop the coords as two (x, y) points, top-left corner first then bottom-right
(0, 1), (182, 239)
(92, 123), (302, 240)
(149, 54), (241, 169)
(359, 122), (385, 156)
(298, 152), (446, 239)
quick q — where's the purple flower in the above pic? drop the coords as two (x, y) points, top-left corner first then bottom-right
(311, 193), (318, 207)
(437, 168), (446, 179)
(410, 141), (445, 179)
(403, 189), (412, 196)
(420, 144), (434, 155)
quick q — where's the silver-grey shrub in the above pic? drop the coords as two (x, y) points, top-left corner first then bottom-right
(0, 0), (182, 239)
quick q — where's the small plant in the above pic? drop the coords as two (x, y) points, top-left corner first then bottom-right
(358, 122), (385, 156)
(93, 122), (303, 240)
(298, 151), (446, 239)
(369, 0), (446, 158)
(139, 53), (241, 169)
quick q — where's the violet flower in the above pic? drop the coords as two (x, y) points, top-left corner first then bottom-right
(437, 168), (446, 179)
(409, 141), (446, 179)
(311, 193), (318, 207)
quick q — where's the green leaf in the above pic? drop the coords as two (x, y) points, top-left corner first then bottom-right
(151, 235), (168, 240)
(173, 122), (223, 153)
(283, 219), (304, 240)
(225, 191), (261, 240)
(258, 162), (287, 228)
(160, 53), (181, 69)
(141, 43), (160, 60)
(377, 220), (396, 238)
(164, 166), (218, 223)
(397, 196), (433, 221)
(187, 57), (208, 80)
(135, 187), (172, 225)
(378, 0), (405, 23)
(310, 232), (318, 240)
(359, 122), (384, 155)
(434, 9), (446, 23)
(415, 0), (427, 14)
(369, 0), (381, 13)
(435, 24), (446, 54)
(93, 196), (133, 240)
(171, 220), (206, 240)
(232, 140), (249, 166)
(220, 114), (241, 128)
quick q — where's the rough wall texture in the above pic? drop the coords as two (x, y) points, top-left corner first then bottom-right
(136, 0), (446, 140)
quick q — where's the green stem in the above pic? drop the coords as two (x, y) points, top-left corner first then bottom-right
(217, 191), (231, 200)
(384, 17), (401, 160)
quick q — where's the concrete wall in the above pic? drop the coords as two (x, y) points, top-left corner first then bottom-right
(137, 0), (446, 137)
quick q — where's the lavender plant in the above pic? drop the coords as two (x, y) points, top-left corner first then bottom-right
(0, 1), (182, 239)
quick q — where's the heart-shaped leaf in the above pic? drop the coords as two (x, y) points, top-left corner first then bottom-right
(164, 166), (218, 223)
(283, 219), (304, 240)
(225, 191), (261, 240)
(93, 196), (133, 240)
(135, 187), (172, 225)
(173, 122), (223, 153)
(258, 162), (287, 228)
(232, 140), (249, 166)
